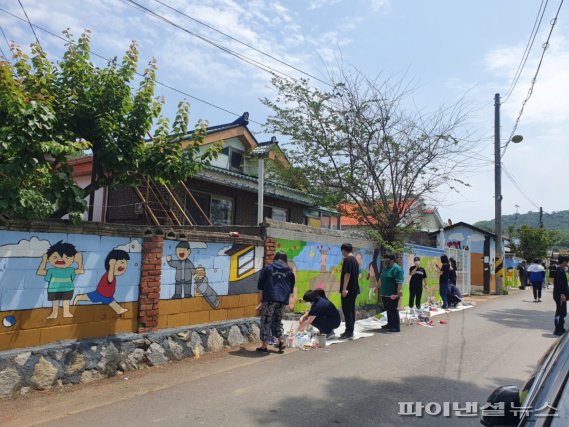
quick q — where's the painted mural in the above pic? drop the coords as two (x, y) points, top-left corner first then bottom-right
(273, 238), (378, 312)
(160, 240), (264, 309)
(0, 230), (142, 331)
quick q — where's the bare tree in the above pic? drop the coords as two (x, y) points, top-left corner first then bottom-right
(262, 68), (477, 249)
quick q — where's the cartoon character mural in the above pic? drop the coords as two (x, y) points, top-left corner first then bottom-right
(0, 231), (141, 328)
(166, 241), (197, 299)
(72, 249), (130, 315)
(160, 241), (263, 308)
(36, 240), (84, 319)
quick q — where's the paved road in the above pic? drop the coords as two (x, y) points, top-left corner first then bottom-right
(0, 287), (561, 427)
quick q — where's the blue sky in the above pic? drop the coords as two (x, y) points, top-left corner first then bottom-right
(1, 0), (568, 225)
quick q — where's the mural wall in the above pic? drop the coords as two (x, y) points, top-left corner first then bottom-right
(272, 238), (378, 312)
(401, 244), (445, 306)
(158, 240), (264, 329)
(0, 230), (141, 350)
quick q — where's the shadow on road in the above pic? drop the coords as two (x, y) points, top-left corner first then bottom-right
(251, 375), (520, 426)
(228, 347), (274, 358)
(477, 307), (551, 331)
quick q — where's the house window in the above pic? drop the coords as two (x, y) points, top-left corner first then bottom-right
(259, 205), (289, 223)
(210, 195), (234, 225)
(229, 149), (244, 173)
(320, 213), (340, 230)
(271, 207), (288, 222)
(185, 191), (211, 226)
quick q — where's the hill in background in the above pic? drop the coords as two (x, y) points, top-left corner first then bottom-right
(474, 210), (569, 249)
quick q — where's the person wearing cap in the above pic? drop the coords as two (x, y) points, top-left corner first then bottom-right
(375, 254), (404, 333)
(408, 256), (427, 309)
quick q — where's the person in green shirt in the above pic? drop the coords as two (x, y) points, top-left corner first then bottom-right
(374, 254), (404, 333)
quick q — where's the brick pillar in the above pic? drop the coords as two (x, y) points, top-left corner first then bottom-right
(264, 237), (276, 266)
(138, 235), (163, 333)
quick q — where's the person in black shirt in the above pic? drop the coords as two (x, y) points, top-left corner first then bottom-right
(408, 256), (427, 309)
(553, 256), (569, 336)
(339, 243), (360, 339)
(298, 290), (341, 337)
(517, 261), (528, 289)
(449, 257), (457, 286)
(436, 255), (450, 309)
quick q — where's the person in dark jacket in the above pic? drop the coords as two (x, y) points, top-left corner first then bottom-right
(447, 283), (463, 308)
(436, 255), (450, 309)
(256, 251), (295, 353)
(449, 257), (458, 286)
(298, 290), (341, 338)
(528, 259), (546, 302)
(553, 256), (569, 336)
(517, 261), (528, 289)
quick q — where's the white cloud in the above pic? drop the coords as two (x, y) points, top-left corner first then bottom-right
(447, 232), (465, 241)
(189, 242), (208, 249)
(307, 0), (341, 10)
(217, 245), (233, 255)
(371, 0), (390, 13)
(0, 237), (51, 258)
(114, 239), (142, 253)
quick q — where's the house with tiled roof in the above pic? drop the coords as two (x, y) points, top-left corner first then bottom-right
(71, 113), (340, 227)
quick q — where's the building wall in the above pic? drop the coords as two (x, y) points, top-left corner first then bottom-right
(106, 179), (307, 226)
(442, 225), (496, 290)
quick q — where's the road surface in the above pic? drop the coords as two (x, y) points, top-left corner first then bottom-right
(0, 287), (560, 426)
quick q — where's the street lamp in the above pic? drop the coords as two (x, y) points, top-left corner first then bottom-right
(494, 92), (523, 295)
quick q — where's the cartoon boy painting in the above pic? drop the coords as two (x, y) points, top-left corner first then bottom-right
(73, 249), (130, 315)
(36, 240), (84, 319)
(166, 241), (196, 299)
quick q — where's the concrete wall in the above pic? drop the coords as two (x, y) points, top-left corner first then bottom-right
(0, 221), (264, 352)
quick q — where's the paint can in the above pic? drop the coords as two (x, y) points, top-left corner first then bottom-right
(317, 333), (326, 348)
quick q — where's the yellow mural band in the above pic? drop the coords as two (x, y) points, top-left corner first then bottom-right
(495, 257), (504, 277)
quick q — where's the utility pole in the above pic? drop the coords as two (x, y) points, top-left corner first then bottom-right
(494, 93), (504, 296)
(539, 207), (543, 228)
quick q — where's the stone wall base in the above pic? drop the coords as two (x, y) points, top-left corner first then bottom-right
(0, 318), (260, 399)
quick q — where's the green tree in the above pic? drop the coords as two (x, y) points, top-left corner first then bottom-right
(0, 31), (218, 221)
(262, 69), (473, 249)
(509, 225), (558, 261)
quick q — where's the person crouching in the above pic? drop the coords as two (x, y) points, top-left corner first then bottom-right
(298, 290), (341, 338)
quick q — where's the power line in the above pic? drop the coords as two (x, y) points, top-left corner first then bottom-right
(123, 0), (299, 84)
(0, 24), (8, 60)
(17, 0), (41, 47)
(502, 0), (549, 103)
(0, 7), (265, 127)
(502, 0), (564, 158)
(501, 164), (541, 210)
(150, 0), (332, 87)
(0, 23), (11, 58)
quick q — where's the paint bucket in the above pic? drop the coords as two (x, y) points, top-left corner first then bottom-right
(317, 334), (326, 348)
